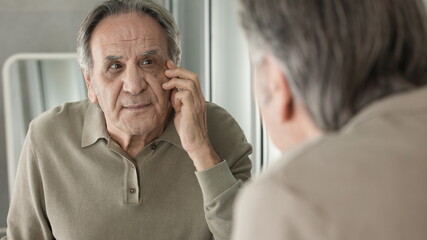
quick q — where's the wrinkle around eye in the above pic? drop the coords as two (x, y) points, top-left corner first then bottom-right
(140, 59), (163, 72)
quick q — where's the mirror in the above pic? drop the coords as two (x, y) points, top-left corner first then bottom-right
(2, 53), (87, 195)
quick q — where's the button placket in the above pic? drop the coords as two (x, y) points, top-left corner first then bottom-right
(125, 159), (139, 204)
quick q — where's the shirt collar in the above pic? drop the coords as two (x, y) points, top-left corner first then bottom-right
(81, 103), (183, 149)
(157, 114), (184, 150)
(81, 103), (110, 148)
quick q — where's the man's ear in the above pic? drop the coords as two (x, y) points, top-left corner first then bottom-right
(264, 54), (293, 123)
(83, 69), (98, 104)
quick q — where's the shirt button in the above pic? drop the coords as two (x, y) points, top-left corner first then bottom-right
(129, 187), (136, 194)
(130, 164), (135, 169)
(151, 143), (157, 150)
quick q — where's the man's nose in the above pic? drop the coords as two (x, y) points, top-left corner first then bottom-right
(122, 65), (147, 95)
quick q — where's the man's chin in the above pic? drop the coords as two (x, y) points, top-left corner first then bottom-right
(124, 121), (166, 137)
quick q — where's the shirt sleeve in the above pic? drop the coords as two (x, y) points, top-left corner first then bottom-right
(195, 143), (252, 240)
(231, 179), (337, 240)
(6, 127), (54, 240)
(193, 102), (252, 240)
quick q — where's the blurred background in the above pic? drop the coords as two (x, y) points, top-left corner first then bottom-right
(0, 0), (282, 236)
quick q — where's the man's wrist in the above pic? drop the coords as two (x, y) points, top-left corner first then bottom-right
(188, 143), (221, 171)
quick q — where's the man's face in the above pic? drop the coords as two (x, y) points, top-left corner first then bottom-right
(87, 12), (171, 138)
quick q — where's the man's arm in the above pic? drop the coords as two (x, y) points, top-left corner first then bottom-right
(162, 60), (222, 171)
(5, 125), (54, 240)
(195, 153), (251, 240)
(197, 102), (252, 240)
(162, 61), (252, 240)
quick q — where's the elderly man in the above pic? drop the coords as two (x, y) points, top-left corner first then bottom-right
(233, 0), (427, 239)
(4, 0), (251, 239)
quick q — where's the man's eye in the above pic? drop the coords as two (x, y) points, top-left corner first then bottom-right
(110, 63), (122, 69)
(142, 59), (153, 65)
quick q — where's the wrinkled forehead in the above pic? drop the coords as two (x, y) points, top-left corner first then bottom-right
(90, 12), (168, 58)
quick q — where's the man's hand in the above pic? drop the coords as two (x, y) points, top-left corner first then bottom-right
(162, 60), (221, 171)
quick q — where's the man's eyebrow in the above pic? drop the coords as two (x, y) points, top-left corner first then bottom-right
(104, 50), (159, 62)
(141, 50), (158, 56)
(105, 55), (122, 61)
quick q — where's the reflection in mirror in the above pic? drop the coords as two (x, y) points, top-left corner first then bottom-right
(2, 53), (86, 195)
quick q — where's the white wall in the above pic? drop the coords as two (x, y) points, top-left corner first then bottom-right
(170, 0), (210, 98)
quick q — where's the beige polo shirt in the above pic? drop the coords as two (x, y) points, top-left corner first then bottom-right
(5, 100), (252, 240)
(232, 87), (427, 240)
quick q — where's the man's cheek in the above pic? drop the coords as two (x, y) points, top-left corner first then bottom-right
(156, 84), (171, 105)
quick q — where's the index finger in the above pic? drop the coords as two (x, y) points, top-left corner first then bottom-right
(165, 60), (199, 83)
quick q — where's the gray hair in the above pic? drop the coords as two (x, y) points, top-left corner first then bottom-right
(239, 0), (427, 131)
(77, 0), (181, 71)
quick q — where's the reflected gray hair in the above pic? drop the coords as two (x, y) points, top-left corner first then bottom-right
(77, 0), (181, 71)
(239, 0), (427, 131)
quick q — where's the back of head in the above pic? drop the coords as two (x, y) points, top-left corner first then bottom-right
(240, 0), (427, 131)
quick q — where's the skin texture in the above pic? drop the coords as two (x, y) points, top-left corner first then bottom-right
(84, 12), (220, 170)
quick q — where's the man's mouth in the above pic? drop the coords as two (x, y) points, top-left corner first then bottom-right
(123, 103), (152, 110)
